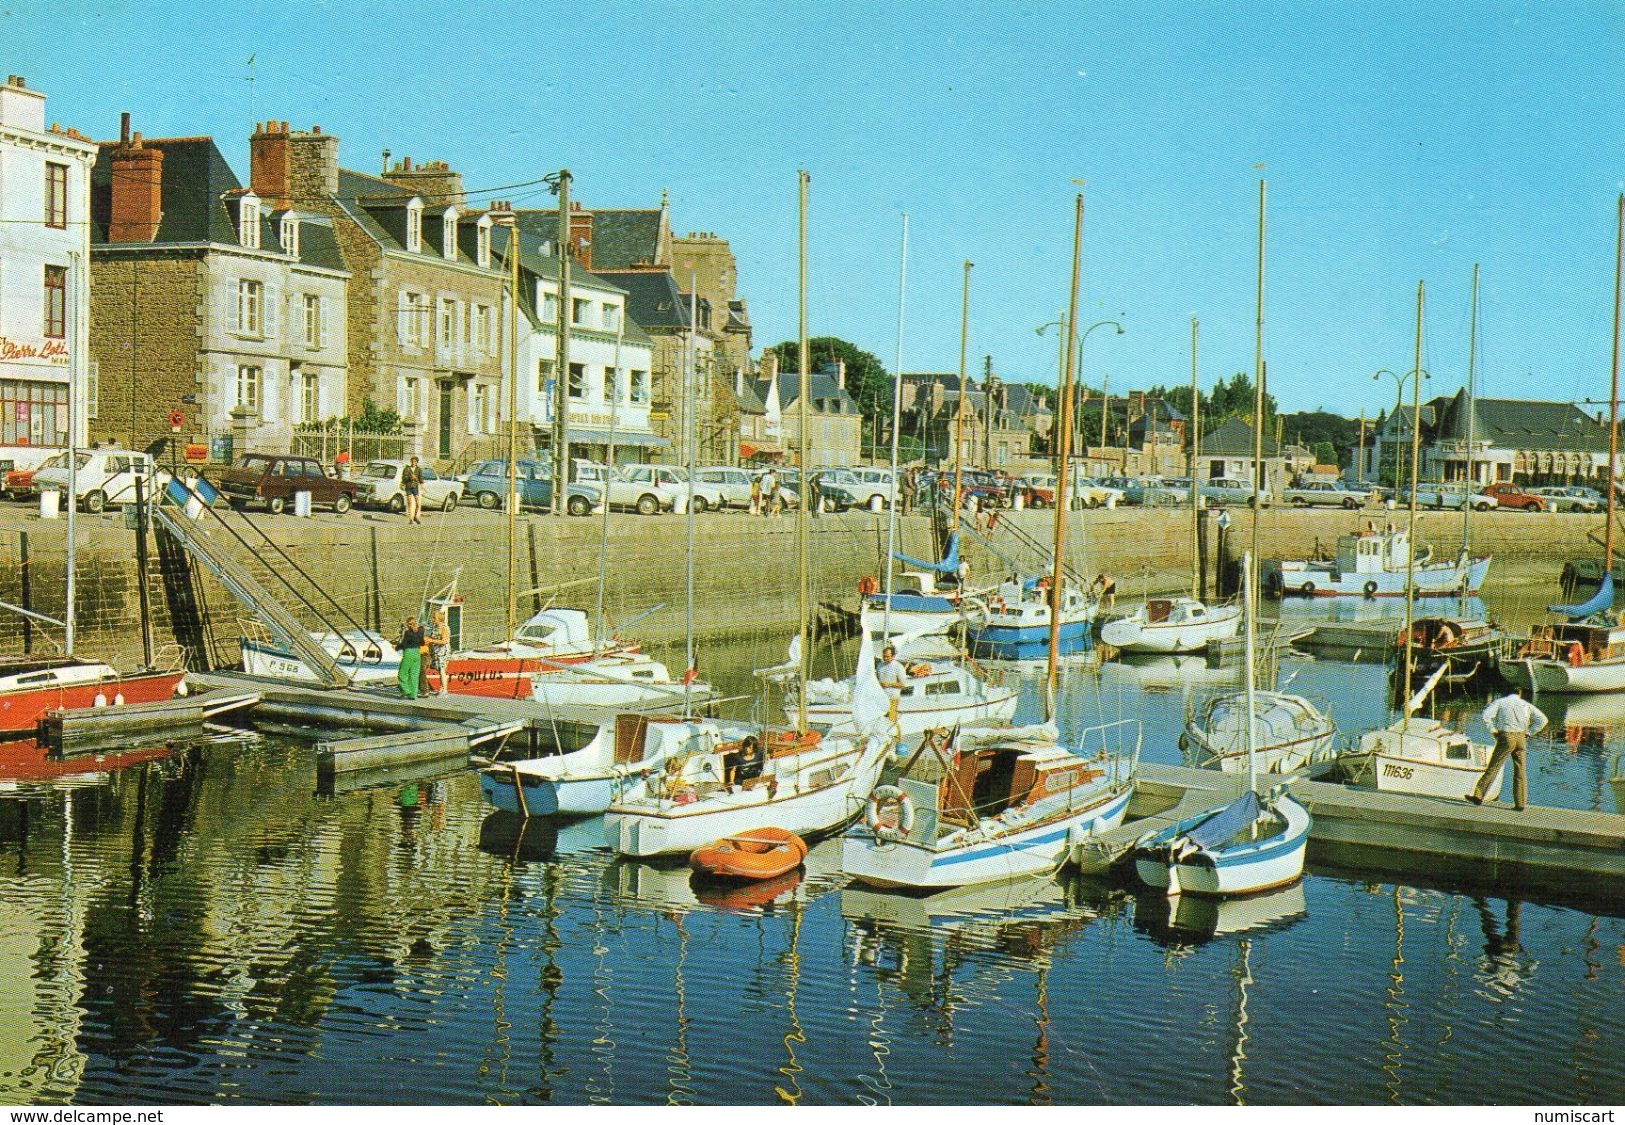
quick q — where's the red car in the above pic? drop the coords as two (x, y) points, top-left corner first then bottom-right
(1479, 482), (1545, 511)
(3, 466), (37, 501)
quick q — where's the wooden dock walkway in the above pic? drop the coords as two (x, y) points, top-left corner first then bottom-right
(1071, 761), (1625, 885)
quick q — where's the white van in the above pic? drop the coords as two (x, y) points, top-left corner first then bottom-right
(34, 449), (164, 512)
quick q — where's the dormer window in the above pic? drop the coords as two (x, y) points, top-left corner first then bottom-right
(441, 207), (458, 262)
(476, 217), (492, 269)
(405, 198), (423, 253)
(279, 214), (299, 258)
(239, 194), (261, 249)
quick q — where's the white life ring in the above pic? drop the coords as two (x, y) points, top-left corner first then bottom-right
(865, 785), (915, 841)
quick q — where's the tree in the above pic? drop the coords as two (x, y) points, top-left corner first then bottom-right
(765, 336), (891, 443)
(1313, 441), (1337, 467)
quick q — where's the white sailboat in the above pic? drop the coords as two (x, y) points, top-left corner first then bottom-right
(1133, 551), (1312, 897)
(1181, 689), (1335, 775)
(840, 192), (1138, 891)
(1347, 280), (1502, 799)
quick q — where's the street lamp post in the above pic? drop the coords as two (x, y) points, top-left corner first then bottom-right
(1374, 366), (1430, 500)
(1036, 317), (1122, 483)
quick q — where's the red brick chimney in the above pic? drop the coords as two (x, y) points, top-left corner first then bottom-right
(106, 116), (163, 243)
(568, 202), (593, 269)
(251, 121), (338, 210)
(249, 120), (291, 208)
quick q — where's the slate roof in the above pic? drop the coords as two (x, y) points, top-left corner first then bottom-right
(1435, 390), (1611, 453)
(1002, 384), (1051, 418)
(90, 137), (346, 272)
(513, 208), (665, 270)
(755, 367), (858, 414)
(331, 168), (480, 268)
(488, 241), (653, 345)
(1199, 418), (1281, 457)
(593, 270), (694, 330)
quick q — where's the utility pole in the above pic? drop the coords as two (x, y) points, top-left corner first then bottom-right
(983, 354), (994, 470)
(551, 170), (572, 515)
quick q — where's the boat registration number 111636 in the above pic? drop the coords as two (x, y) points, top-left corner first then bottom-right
(1381, 762), (1415, 780)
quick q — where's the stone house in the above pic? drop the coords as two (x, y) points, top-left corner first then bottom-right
(1424, 390), (1617, 486)
(88, 120), (349, 459)
(246, 124), (507, 465)
(755, 353), (862, 467)
(1195, 418), (1293, 492)
(0, 76), (97, 457)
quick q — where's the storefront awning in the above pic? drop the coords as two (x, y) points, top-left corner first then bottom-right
(741, 440), (785, 458)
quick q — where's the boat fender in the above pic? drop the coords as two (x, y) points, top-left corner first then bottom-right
(866, 785), (914, 841)
(1363, 580), (1379, 599)
(858, 575), (880, 597)
(93, 692), (108, 708)
(1300, 581), (1317, 597)
(113, 692), (125, 706)
(174, 679), (189, 697)
(1569, 643), (1585, 667)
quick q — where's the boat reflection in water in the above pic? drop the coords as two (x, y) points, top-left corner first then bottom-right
(1098, 653), (1242, 693)
(605, 837), (841, 915)
(0, 737), (173, 792)
(476, 809), (608, 865)
(1131, 880), (1307, 948)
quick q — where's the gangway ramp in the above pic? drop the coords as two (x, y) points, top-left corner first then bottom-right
(151, 487), (351, 688)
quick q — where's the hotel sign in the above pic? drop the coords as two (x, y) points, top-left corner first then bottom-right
(0, 337), (70, 366)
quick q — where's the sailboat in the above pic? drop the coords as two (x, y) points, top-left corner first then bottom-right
(1100, 320), (1242, 654)
(840, 193), (1138, 890)
(1180, 689), (1335, 775)
(1346, 281), (1502, 798)
(1133, 551), (1312, 897)
(1501, 197), (1625, 695)
(602, 172), (896, 859)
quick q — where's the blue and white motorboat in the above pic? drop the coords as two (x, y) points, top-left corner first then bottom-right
(965, 576), (1095, 659)
(240, 628), (400, 684)
(1264, 525), (1491, 599)
(479, 713), (745, 817)
(841, 720), (1139, 890)
(864, 533), (983, 641)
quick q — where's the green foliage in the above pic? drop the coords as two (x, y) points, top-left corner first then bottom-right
(295, 399), (404, 436)
(1312, 440), (1338, 466)
(766, 337), (892, 424)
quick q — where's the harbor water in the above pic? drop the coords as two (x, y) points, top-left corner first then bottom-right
(1, 626), (1622, 1105)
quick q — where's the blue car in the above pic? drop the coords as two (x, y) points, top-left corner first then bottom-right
(463, 459), (601, 516)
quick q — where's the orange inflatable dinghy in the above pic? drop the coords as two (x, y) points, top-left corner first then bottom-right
(689, 827), (808, 881)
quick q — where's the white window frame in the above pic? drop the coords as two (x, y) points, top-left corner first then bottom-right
(301, 371), (320, 422)
(235, 364), (262, 413)
(239, 195), (261, 249)
(303, 293), (322, 349)
(441, 207), (458, 262)
(631, 369), (649, 405)
(473, 383), (491, 434)
(235, 279), (264, 337)
(405, 198), (424, 253)
(439, 297), (458, 356)
(401, 291), (429, 348)
(603, 302), (620, 332)
(540, 289), (558, 324)
(537, 358), (554, 396)
(571, 297), (590, 326)
(279, 214), (299, 258)
(476, 218), (492, 269)
(473, 304), (492, 356)
(401, 375), (423, 420)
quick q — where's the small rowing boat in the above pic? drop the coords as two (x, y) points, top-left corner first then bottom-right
(689, 827), (808, 881)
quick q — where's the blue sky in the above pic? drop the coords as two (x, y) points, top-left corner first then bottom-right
(12, 0), (1623, 417)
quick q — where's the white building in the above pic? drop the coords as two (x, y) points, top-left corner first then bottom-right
(0, 75), (96, 465)
(496, 239), (663, 465)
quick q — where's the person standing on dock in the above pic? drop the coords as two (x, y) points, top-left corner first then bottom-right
(426, 609), (451, 696)
(402, 456), (424, 525)
(1469, 686), (1546, 811)
(398, 616), (425, 699)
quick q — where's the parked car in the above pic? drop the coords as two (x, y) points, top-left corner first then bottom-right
(1406, 482), (1489, 510)
(354, 458), (463, 513)
(464, 459), (601, 515)
(1071, 476), (1124, 509)
(35, 448), (171, 513)
(1533, 486), (1600, 513)
(4, 464), (39, 501)
(690, 466), (758, 511)
(844, 466), (899, 512)
(1200, 477), (1271, 507)
(778, 468), (854, 512)
(216, 453), (355, 514)
(611, 464), (690, 514)
(1283, 480), (1371, 508)
(1479, 481), (1546, 511)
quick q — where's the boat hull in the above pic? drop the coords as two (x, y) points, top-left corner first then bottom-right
(480, 767), (626, 817)
(841, 786), (1131, 889)
(1101, 607), (1242, 654)
(690, 828), (808, 881)
(967, 618), (1094, 660)
(1274, 555), (1492, 598)
(1134, 793), (1311, 898)
(0, 669), (185, 736)
(1500, 655), (1625, 695)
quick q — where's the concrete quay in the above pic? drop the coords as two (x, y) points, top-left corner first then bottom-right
(0, 500), (1578, 670)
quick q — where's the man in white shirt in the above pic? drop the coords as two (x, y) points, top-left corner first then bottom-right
(1469, 686), (1547, 811)
(877, 645), (907, 720)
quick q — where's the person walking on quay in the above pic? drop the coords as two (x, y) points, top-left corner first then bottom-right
(398, 615), (425, 699)
(402, 455), (425, 524)
(760, 467), (780, 518)
(749, 472), (762, 516)
(426, 608), (451, 696)
(1469, 685), (1546, 810)
(900, 469), (917, 516)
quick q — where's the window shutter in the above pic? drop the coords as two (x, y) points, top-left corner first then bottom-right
(318, 297), (330, 349)
(227, 281), (241, 333)
(86, 361), (99, 419)
(264, 285), (280, 338)
(397, 291), (409, 345)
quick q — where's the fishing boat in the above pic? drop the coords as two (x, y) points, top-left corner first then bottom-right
(966, 576), (1095, 659)
(478, 712), (733, 817)
(840, 719), (1137, 889)
(0, 656), (187, 737)
(788, 631), (1018, 735)
(1180, 690), (1335, 774)
(1399, 615), (1508, 686)
(689, 827), (808, 881)
(1099, 596), (1242, 654)
(1262, 524), (1491, 599)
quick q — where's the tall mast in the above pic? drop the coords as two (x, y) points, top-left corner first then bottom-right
(1402, 281), (1424, 713)
(1462, 263), (1480, 556)
(795, 170), (811, 729)
(1047, 193), (1084, 711)
(594, 313), (625, 649)
(952, 261), (972, 521)
(66, 251), (80, 656)
(1249, 179), (1266, 603)
(684, 277), (698, 715)
(1190, 317), (1201, 600)
(883, 215), (909, 641)
(1242, 551), (1257, 796)
(1607, 193), (1622, 577)
(506, 222), (520, 641)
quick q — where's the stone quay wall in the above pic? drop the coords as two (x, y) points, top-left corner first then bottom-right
(0, 503), (1578, 670)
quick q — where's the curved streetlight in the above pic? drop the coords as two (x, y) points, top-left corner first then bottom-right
(1374, 366), (1430, 498)
(1036, 317), (1125, 466)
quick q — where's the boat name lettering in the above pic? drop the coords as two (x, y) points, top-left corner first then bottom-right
(1381, 762), (1414, 780)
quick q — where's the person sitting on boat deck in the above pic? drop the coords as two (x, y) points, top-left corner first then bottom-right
(1091, 573), (1117, 611)
(1468, 685), (1547, 811)
(877, 644), (907, 718)
(723, 734), (766, 789)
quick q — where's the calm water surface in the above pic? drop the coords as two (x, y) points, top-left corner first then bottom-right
(1, 629), (1622, 1106)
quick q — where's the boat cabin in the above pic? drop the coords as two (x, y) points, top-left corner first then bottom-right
(898, 736), (1098, 840)
(1523, 619), (1625, 665)
(510, 609), (596, 654)
(1147, 598), (1208, 625)
(1336, 526), (1413, 575)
